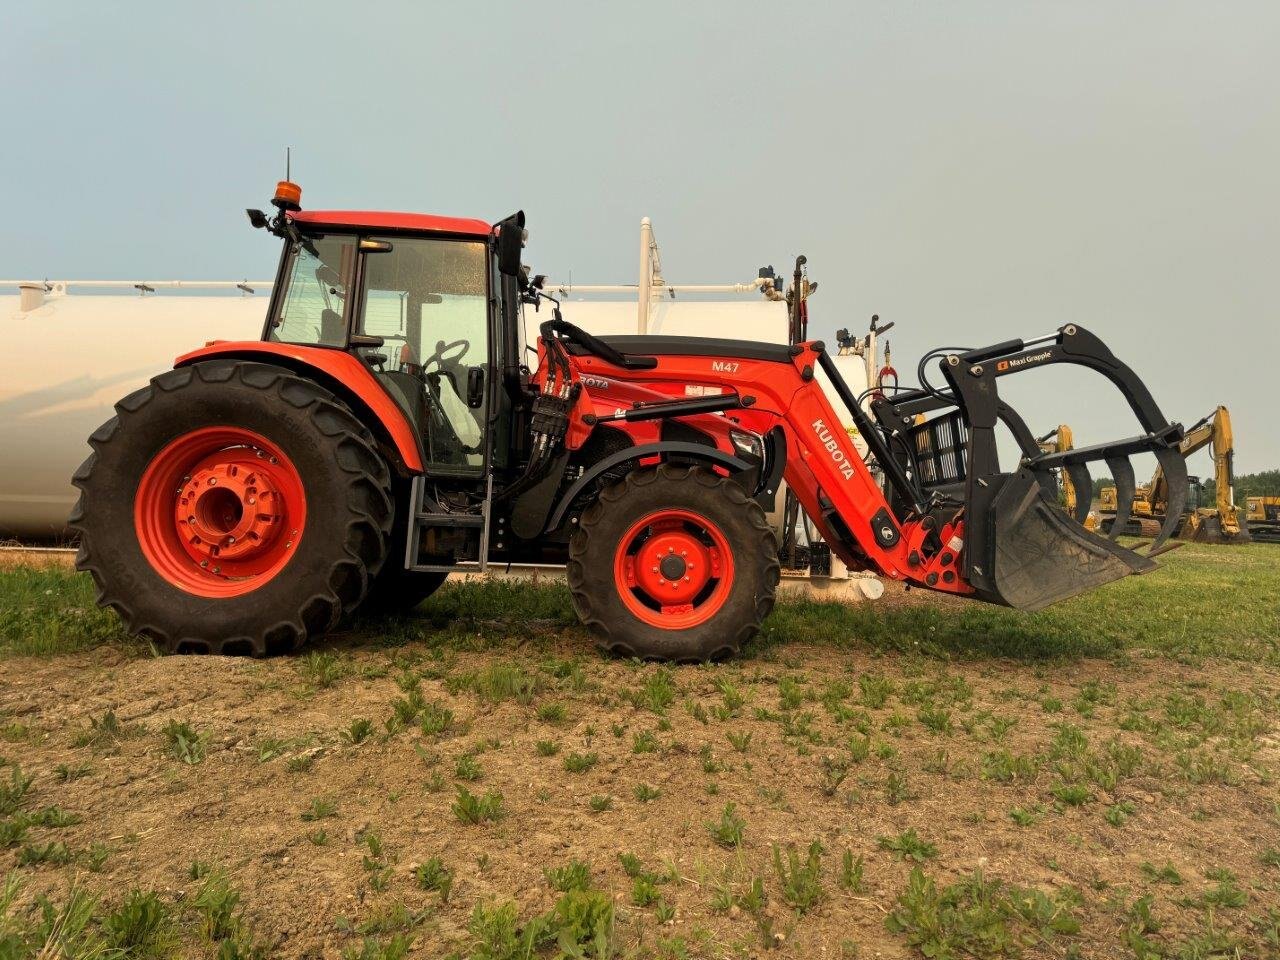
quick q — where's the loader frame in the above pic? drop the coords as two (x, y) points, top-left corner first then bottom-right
(550, 319), (1186, 609)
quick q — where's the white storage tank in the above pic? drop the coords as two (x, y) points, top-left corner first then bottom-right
(0, 288), (266, 538)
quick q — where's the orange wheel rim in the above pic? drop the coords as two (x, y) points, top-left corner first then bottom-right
(612, 508), (734, 629)
(134, 426), (306, 598)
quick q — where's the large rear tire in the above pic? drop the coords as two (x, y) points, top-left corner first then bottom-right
(71, 360), (393, 655)
(568, 464), (779, 661)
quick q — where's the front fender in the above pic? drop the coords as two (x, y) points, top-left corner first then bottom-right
(176, 341), (424, 473)
(542, 441), (759, 536)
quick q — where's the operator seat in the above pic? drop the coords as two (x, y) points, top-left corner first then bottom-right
(319, 308), (344, 345)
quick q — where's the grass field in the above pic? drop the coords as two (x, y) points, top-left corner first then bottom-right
(0, 543), (1276, 958)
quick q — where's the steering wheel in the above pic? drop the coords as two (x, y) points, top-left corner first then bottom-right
(423, 339), (471, 392)
(417, 338), (482, 460)
(424, 338), (469, 369)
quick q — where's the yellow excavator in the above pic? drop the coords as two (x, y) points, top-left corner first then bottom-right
(1246, 496), (1280, 544)
(1100, 405), (1247, 543)
(1037, 425), (1086, 521)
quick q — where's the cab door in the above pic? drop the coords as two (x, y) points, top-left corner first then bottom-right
(352, 236), (492, 476)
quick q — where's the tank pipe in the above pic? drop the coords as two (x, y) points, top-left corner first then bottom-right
(543, 279), (767, 296)
(2, 280), (274, 290)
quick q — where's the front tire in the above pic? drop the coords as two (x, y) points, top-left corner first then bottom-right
(568, 464), (779, 661)
(71, 360), (393, 655)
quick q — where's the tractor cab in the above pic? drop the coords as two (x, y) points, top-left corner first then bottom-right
(260, 205), (513, 478)
(242, 182), (535, 573)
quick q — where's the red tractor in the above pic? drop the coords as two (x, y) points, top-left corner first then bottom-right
(71, 181), (1191, 660)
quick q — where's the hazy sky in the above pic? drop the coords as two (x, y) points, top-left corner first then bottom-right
(3, 2), (1277, 473)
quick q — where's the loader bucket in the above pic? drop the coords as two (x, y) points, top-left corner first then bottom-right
(872, 323), (1188, 611)
(985, 470), (1156, 611)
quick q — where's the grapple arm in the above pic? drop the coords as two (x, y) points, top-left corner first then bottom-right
(959, 324), (1188, 549)
(934, 324), (1189, 608)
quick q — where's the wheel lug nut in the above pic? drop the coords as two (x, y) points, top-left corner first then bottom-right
(658, 578), (665, 585)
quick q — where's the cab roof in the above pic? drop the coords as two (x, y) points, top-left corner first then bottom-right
(290, 210), (492, 237)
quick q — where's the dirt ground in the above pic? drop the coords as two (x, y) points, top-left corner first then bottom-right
(0, 587), (1277, 958)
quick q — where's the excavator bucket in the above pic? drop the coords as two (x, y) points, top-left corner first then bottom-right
(872, 323), (1188, 612)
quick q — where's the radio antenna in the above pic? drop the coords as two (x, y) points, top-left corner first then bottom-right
(286, 147), (291, 182)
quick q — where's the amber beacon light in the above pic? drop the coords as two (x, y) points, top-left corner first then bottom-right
(272, 180), (302, 212)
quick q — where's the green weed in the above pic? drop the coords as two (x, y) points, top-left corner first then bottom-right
(706, 803), (746, 848)
(877, 828), (938, 863)
(342, 718), (375, 745)
(452, 785), (504, 824)
(415, 857), (453, 901)
(300, 797), (337, 821)
(161, 720), (207, 765)
(563, 752), (598, 774)
(772, 841), (824, 913)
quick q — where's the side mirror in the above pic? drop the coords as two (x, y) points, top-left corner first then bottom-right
(496, 211), (526, 280)
(246, 209), (269, 229)
(466, 366), (486, 408)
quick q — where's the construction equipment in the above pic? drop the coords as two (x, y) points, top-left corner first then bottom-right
(1036, 425), (1079, 516)
(1246, 497), (1280, 544)
(1099, 405), (1246, 543)
(69, 181), (1193, 660)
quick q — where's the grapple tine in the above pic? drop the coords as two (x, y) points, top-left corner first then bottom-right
(1064, 461), (1093, 525)
(1031, 468), (1058, 502)
(1150, 446), (1189, 551)
(1104, 455), (1136, 541)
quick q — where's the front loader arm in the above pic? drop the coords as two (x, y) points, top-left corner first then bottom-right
(562, 322), (1188, 611)
(567, 340), (965, 592)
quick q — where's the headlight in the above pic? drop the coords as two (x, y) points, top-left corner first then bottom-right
(728, 428), (764, 460)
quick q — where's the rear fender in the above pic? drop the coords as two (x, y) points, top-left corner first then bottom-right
(176, 341), (424, 474)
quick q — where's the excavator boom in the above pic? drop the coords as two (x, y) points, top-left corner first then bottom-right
(1099, 404), (1245, 544)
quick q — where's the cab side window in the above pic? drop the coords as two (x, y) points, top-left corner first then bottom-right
(268, 235), (356, 346)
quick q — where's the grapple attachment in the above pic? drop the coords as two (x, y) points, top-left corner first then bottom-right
(984, 469), (1156, 610)
(872, 323), (1186, 611)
